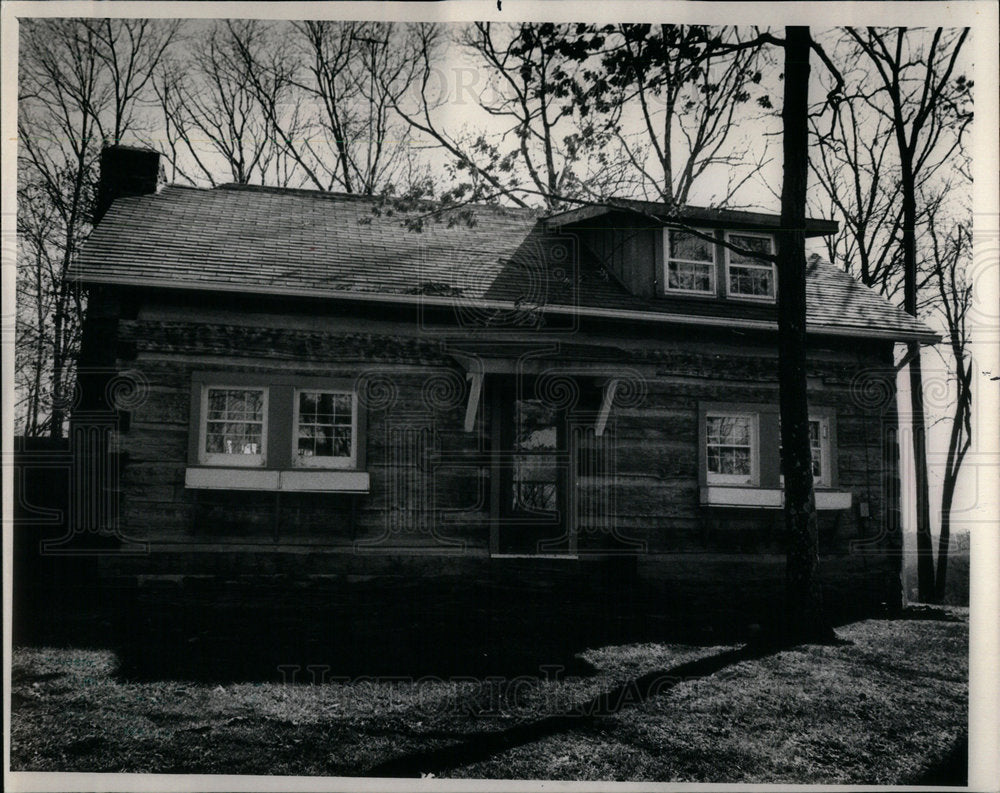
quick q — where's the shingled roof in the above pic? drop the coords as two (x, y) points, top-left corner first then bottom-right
(72, 184), (938, 343)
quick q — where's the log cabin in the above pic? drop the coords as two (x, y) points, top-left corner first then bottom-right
(66, 146), (938, 638)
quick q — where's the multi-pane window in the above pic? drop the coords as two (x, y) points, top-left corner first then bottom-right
(665, 228), (716, 295)
(726, 232), (776, 300)
(705, 413), (757, 484)
(512, 399), (559, 512)
(202, 387), (267, 466)
(193, 379), (364, 475)
(294, 390), (356, 468)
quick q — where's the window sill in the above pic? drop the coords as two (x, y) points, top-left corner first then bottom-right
(490, 554), (579, 560)
(661, 289), (717, 299)
(185, 467), (370, 493)
(724, 294), (777, 304)
(700, 486), (851, 511)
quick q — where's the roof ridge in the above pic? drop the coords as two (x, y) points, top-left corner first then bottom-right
(212, 183), (542, 218)
(215, 183), (373, 201)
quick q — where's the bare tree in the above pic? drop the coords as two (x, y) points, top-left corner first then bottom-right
(153, 21), (300, 187)
(295, 21), (421, 194)
(843, 26), (970, 602)
(17, 18), (180, 437)
(583, 24), (770, 206)
(809, 93), (906, 300)
(14, 182), (65, 436)
(926, 203), (972, 603)
(453, 22), (606, 208)
(213, 20), (421, 194)
(385, 23), (533, 207)
(393, 23), (770, 212)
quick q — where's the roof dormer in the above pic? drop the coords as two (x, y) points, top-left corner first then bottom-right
(546, 201), (836, 305)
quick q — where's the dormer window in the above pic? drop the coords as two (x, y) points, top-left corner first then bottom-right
(725, 232), (776, 301)
(664, 228), (716, 296)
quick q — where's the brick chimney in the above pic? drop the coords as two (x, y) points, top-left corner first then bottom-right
(93, 145), (162, 225)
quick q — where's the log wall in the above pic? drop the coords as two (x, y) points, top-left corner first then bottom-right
(97, 293), (902, 616)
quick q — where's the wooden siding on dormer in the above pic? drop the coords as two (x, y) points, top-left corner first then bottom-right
(573, 212), (659, 298)
(572, 215), (782, 322)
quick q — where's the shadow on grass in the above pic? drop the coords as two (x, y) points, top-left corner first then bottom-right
(360, 643), (774, 778)
(908, 733), (968, 787)
(881, 604), (963, 622)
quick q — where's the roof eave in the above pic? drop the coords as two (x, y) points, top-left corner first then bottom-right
(73, 273), (940, 345)
(545, 203), (838, 238)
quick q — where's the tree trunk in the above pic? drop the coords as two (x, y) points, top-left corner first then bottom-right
(909, 345), (935, 601)
(50, 305), (65, 439)
(31, 260), (45, 435)
(901, 186), (935, 603)
(934, 357), (971, 603)
(778, 27), (836, 643)
(935, 470), (955, 603)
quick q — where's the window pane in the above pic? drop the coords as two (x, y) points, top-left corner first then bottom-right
(729, 265), (774, 297)
(515, 400), (558, 451)
(516, 482), (557, 512)
(513, 453), (557, 511)
(668, 261), (713, 292)
(297, 391), (353, 459)
(706, 415), (753, 479)
(707, 448), (721, 473)
(707, 447), (751, 476)
(300, 392), (317, 419)
(719, 448), (751, 475)
(707, 415), (750, 445)
(333, 394), (352, 413)
(204, 388), (264, 457)
(670, 231), (714, 262)
(313, 426), (334, 457)
(317, 393), (334, 415)
(207, 391), (227, 420)
(245, 390), (263, 418)
(297, 430), (315, 457)
(728, 234), (773, 264)
(333, 427), (352, 457)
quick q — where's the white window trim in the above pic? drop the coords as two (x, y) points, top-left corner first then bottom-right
(185, 468), (370, 493)
(700, 487), (851, 511)
(780, 416), (832, 488)
(663, 227), (717, 297)
(292, 388), (358, 470)
(199, 385), (268, 467)
(724, 231), (777, 302)
(705, 411), (759, 486)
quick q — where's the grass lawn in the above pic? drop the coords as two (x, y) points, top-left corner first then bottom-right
(10, 610), (967, 783)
